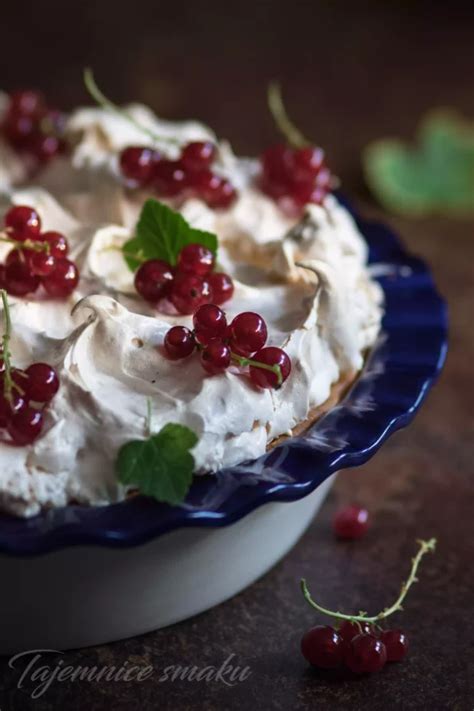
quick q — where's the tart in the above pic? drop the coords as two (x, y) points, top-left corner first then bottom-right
(0, 85), (383, 518)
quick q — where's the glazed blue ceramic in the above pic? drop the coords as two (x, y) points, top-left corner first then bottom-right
(0, 201), (448, 555)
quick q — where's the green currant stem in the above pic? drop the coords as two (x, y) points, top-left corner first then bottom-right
(267, 81), (310, 149)
(102, 244), (147, 267)
(0, 232), (49, 254)
(83, 68), (180, 147)
(145, 398), (153, 438)
(231, 352), (283, 386)
(1, 289), (14, 399)
(301, 537), (436, 624)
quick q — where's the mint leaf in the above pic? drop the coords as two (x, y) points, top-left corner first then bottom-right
(116, 423), (198, 505)
(123, 199), (218, 271)
(363, 110), (474, 217)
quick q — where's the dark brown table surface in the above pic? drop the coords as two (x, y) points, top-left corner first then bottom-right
(0, 2), (473, 709)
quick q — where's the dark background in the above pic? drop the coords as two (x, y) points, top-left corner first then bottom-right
(0, 1), (473, 709)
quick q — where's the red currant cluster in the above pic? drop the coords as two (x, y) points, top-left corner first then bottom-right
(1, 89), (67, 164)
(164, 304), (292, 389)
(135, 243), (234, 315)
(0, 360), (60, 446)
(259, 144), (332, 209)
(301, 622), (408, 674)
(0, 206), (79, 298)
(120, 141), (237, 209)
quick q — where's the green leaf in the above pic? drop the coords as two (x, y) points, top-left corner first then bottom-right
(363, 110), (474, 217)
(123, 199), (218, 271)
(116, 423), (198, 505)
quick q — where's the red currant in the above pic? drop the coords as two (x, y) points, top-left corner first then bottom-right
(180, 141), (216, 172)
(4, 205), (41, 241)
(229, 312), (267, 356)
(345, 633), (387, 674)
(24, 363), (60, 403)
(193, 304), (227, 345)
(338, 620), (374, 645)
(7, 405), (43, 445)
(153, 160), (187, 197)
(9, 90), (44, 117)
(2, 113), (37, 148)
(190, 171), (236, 209)
(301, 626), (344, 669)
(4, 261), (40, 296)
(380, 630), (409, 662)
(28, 134), (62, 163)
(134, 259), (174, 304)
(293, 146), (325, 181)
(40, 231), (69, 259)
(207, 272), (234, 305)
(170, 274), (212, 315)
(200, 338), (231, 375)
(0, 391), (26, 428)
(42, 258), (79, 298)
(261, 144), (294, 184)
(178, 243), (214, 277)
(333, 505), (369, 540)
(249, 346), (291, 389)
(120, 146), (160, 184)
(164, 326), (196, 360)
(29, 251), (56, 277)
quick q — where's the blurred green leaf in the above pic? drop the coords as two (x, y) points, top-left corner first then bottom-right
(363, 110), (474, 216)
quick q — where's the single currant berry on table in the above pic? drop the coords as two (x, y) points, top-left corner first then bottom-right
(7, 405), (44, 446)
(4, 261), (40, 297)
(42, 258), (79, 298)
(345, 633), (387, 674)
(380, 630), (409, 662)
(207, 272), (234, 305)
(153, 160), (188, 197)
(24, 363), (60, 403)
(249, 346), (291, 389)
(200, 338), (231, 375)
(170, 274), (212, 315)
(134, 259), (174, 304)
(0, 391), (26, 428)
(338, 620), (375, 645)
(120, 146), (160, 185)
(164, 326), (196, 360)
(178, 243), (215, 277)
(180, 141), (216, 172)
(29, 251), (56, 277)
(4, 205), (41, 241)
(40, 231), (69, 259)
(193, 304), (227, 345)
(229, 312), (268, 356)
(300, 625), (344, 669)
(8, 89), (45, 117)
(333, 505), (369, 540)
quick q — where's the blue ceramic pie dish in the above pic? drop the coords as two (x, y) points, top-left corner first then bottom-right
(0, 199), (448, 557)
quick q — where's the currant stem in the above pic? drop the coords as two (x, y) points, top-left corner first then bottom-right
(231, 352), (283, 386)
(83, 68), (179, 147)
(0, 232), (49, 254)
(145, 398), (153, 438)
(301, 537), (437, 624)
(267, 81), (310, 149)
(1, 289), (14, 399)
